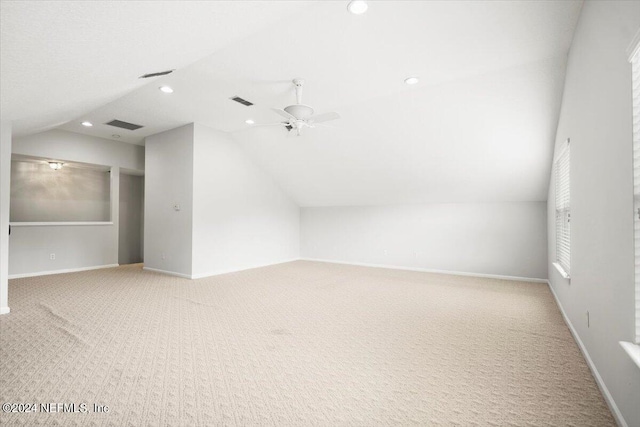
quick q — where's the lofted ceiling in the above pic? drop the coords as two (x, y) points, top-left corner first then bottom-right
(0, 0), (310, 134)
(1, 0), (583, 206)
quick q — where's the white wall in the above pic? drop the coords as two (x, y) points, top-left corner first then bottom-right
(8, 130), (141, 277)
(547, 2), (640, 426)
(143, 124), (194, 277)
(9, 224), (117, 276)
(12, 129), (144, 171)
(0, 121), (12, 314)
(191, 124), (299, 278)
(302, 202), (548, 280)
(8, 168), (120, 277)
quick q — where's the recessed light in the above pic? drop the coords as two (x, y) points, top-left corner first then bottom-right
(159, 86), (174, 94)
(81, 121), (93, 127)
(112, 134), (121, 138)
(404, 76), (419, 85)
(245, 119), (255, 125)
(347, 0), (368, 14)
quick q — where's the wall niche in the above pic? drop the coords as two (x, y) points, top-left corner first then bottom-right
(10, 157), (111, 223)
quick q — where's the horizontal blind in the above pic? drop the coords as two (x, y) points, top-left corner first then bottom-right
(555, 144), (570, 276)
(632, 48), (640, 343)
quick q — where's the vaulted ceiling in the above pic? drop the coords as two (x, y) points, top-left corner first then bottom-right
(1, 0), (583, 206)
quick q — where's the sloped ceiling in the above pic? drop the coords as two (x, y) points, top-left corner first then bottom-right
(1, 1), (583, 206)
(0, 0), (310, 134)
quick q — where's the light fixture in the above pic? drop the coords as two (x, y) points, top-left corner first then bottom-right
(347, 0), (368, 14)
(112, 134), (121, 138)
(81, 121), (93, 127)
(159, 86), (174, 94)
(48, 162), (64, 170)
(245, 119), (255, 125)
(404, 76), (420, 85)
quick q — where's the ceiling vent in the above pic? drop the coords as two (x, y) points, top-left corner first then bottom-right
(139, 69), (174, 79)
(230, 96), (253, 107)
(105, 119), (144, 131)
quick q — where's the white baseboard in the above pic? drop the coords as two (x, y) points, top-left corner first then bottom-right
(191, 258), (300, 279)
(142, 267), (192, 279)
(300, 258), (548, 283)
(143, 258), (300, 280)
(0, 307), (10, 315)
(8, 264), (119, 279)
(547, 283), (627, 427)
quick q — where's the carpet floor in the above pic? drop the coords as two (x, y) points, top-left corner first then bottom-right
(0, 261), (614, 426)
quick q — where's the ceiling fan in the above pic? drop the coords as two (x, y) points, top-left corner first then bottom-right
(259, 78), (340, 136)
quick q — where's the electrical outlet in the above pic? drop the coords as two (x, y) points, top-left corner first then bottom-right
(49, 253), (55, 260)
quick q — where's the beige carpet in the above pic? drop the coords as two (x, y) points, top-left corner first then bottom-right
(0, 261), (614, 426)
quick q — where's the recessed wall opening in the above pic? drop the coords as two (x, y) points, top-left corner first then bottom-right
(118, 171), (144, 265)
(10, 156), (111, 223)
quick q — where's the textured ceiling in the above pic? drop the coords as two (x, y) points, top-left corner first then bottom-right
(1, 1), (583, 206)
(0, 0), (309, 134)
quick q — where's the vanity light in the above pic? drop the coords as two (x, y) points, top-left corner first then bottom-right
(347, 0), (368, 15)
(49, 162), (64, 170)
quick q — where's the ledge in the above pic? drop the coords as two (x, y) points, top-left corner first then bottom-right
(10, 222), (113, 227)
(552, 262), (571, 280)
(620, 341), (640, 370)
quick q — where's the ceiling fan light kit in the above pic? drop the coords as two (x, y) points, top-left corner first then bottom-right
(284, 104), (314, 119)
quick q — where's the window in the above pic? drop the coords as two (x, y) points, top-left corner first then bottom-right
(631, 41), (640, 344)
(554, 141), (571, 279)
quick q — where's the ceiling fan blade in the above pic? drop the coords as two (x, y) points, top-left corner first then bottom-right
(252, 122), (288, 127)
(310, 122), (336, 129)
(307, 112), (340, 124)
(272, 108), (296, 121)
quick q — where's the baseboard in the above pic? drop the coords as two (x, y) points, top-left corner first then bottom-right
(547, 283), (627, 427)
(0, 307), (10, 315)
(300, 258), (548, 283)
(142, 267), (192, 279)
(143, 258), (300, 280)
(191, 258), (300, 279)
(8, 264), (119, 279)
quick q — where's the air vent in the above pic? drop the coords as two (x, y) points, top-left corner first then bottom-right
(230, 96), (253, 107)
(105, 120), (144, 131)
(139, 69), (174, 79)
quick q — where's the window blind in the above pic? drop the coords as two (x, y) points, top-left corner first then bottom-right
(632, 47), (640, 343)
(555, 143), (570, 277)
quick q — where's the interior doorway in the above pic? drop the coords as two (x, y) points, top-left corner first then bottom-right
(119, 172), (144, 265)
